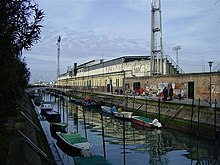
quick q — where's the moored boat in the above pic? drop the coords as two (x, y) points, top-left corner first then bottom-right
(40, 102), (53, 116)
(56, 132), (92, 156)
(40, 102), (53, 111)
(42, 111), (61, 123)
(68, 98), (82, 105)
(101, 106), (117, 114)
(82, 97), (97, 107)
(131, 116), (162, 128)
(75, 99), (83, 105)
(113, 108), (133, 119)
(50, 122), (68, 133)
(74, 155), (112, 165)
(33, 96), (42, 106)
(69, 97), (76, 103)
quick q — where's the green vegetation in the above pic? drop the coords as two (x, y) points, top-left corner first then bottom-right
(0, 1), (44, 164)
(0, 130), (13, 163)
(0, 0), (44, 119)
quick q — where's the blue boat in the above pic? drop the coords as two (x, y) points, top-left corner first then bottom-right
(101, 106), (117, 114)
(82, 97), (97, 107)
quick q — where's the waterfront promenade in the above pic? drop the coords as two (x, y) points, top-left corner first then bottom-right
(89, 90), (220, 108)
(52, 86), (219, 108)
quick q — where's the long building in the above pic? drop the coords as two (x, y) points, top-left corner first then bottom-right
(57, 55), (220, 102)
(57, 55), (180, 90)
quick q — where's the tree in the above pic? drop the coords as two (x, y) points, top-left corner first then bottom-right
(0, 0), (44, 118)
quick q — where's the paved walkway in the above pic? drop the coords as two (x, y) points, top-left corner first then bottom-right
(94, 91), (220, 108)
(28, 87), (220, 108)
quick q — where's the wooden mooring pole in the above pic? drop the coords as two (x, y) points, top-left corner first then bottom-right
(214, 99), (219, 140)
(191, 98), (194, 130)
(158, 98), (160, 121)
(123, 115), (126, 165)
(145, 97), (148, 117)
(82, 107), (87, 139)
(100, 109), (106, 158)
(197, 98), (200, 136)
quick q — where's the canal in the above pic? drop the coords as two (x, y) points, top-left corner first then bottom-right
(38, 94), (219, 165)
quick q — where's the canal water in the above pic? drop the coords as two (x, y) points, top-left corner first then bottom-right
(39, 94), (219, 165)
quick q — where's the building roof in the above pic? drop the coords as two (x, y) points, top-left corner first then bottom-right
(77, 55), (150, 71)
(58, 55), (151, 77)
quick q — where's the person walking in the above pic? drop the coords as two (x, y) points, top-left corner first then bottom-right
(163, 87), (168, 101)
(169, 86), (173, 100)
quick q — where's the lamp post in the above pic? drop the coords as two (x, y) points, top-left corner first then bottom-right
(208, 61), (213, 105)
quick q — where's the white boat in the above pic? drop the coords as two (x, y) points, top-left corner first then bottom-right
(113, 111), (133, 119)
(101, 106), (117, 114)
(40, 102), (53, 111)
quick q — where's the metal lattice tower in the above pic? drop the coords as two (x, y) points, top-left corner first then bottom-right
(57, 36), (61, 79)
(172, 45), (181, 69)
(151, 0), (163, 75)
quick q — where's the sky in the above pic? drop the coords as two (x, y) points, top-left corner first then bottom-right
(24, 0), (220, 82)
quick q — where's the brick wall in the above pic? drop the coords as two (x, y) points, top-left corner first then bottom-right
(125, 72), (220, 102)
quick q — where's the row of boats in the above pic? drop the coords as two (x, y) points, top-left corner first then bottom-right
(39, 101), (112, 165)
(101, 105), (162, 128)
(37, 94), (162, 164)
(70, 97), (162, 128)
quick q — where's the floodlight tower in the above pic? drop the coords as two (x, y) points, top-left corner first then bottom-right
(151, 0), (163, 75)
(57, 36), (61, 79)
(172, 45), (181, 69)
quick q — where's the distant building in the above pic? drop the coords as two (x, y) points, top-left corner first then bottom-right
(33, 80), (50, 86)
(57, 55), (180, 89)
(57, 55), (220, 102)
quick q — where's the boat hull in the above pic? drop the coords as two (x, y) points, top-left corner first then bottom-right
(82, 98), (97, 108)
(69, 98), (82, 105)
(40, 102), (53, 115)
(75, 99), (82, 105)
(56, 132), (92, 156)
(101, 106), (112, 114)
(113, 111), (133, 119)
(40, 109), (52, 116)
(50, 122), (68, 133)
(74, 155), (112, 165)
(42, 111), (61, 123)
(131, 116), (153, 128)
(56, 140), (83, 157)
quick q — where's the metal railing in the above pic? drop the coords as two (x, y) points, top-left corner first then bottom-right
(164, 55), (185, 74)
(212, 62), (220, 72)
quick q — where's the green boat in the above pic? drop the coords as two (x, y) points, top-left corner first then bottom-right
(74, 155), (112, 165)
(50, 122), (68, 133)
(56, 132), (92, 156)
(132, 116), (162, 128)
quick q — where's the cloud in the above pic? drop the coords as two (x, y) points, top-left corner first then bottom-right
(120, 0), (150, 13)
(26, 0), (219, 82)
(24, 26), (149, 82)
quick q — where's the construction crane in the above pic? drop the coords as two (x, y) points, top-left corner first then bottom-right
(57, 36), (61, 79)
(150, 0), (163, 75)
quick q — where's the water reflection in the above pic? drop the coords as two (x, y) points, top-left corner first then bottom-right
(40, 94), (219, 165)
(72, 104), (219, 165)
